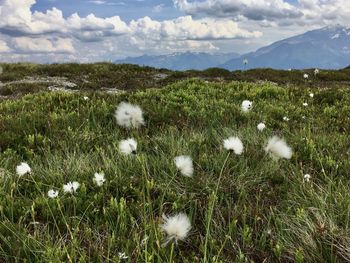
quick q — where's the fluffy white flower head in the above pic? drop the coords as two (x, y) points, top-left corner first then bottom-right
(161, 213), (191, 245)
(309, 93), (314, 98)
(115, 102), (144, 129)
(174, 155), (194, 177)
(93, 172), (106, 186)
(314, 69), (319, 75)
(304, 174), (311, 182)
(63, 181), (80, 194)
(303, 74), (309, 79)
(48, 189), (59, 198)
(223, 137), (244, 155)
(257, 122), (266, 131)
(119, 138), (137, 155)
(241, 100), (252, 112)
(283, 116), (290, 121)
(303, 102), (308, 107)
(83, 96), (89, 100)
(264, 136), (292, 160)
(16, 162), (31, 176)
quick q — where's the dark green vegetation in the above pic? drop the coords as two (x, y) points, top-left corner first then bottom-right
(0, 64), (350, 262)
(1, 63), (350, 99)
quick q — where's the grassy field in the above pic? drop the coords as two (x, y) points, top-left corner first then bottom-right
(0, 64), (350, 262)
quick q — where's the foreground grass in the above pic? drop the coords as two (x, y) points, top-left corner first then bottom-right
(0, 79), (350, 262)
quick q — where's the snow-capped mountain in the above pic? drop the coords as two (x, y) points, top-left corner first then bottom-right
(221, 25), (350, 70)
(114, 52), (239, 70)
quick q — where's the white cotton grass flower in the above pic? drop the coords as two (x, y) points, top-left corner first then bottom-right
(93, 172), (106, 186)
(303, 102), (308, 107)
(257, 122), (266, 131)
(161, 213), (191, 246)
(303, 74), (309, 79)
(118, 252), (128, 260)
(115, 102), (145, 129)
(241, 100), (252, 112)
(16, 162), (31, 177)
(309, 93), (314, 98)
(283, 116), (290, 121)
(83, 96), (89, 100)
(47, 189), (59, 198)
(119, 138), (137, 155)
(304, 174), (311, 182)
(314, 68), (319, 75)
(264, 136), (292, 160)
(63, 181), (80, 194)
(223, 137), (244, 155)
(174, 155), (194, 177)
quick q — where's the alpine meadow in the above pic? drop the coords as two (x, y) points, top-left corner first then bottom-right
(0, 63), (350, 262)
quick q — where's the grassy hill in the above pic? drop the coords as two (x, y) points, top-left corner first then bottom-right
(0, 64), (350, 262)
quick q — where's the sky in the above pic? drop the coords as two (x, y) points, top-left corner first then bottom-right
(0, 0), (349, 63)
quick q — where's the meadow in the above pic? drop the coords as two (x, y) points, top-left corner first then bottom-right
(0, 63), (350, 262)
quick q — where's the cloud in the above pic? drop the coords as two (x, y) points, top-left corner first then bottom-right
(0, 39), (10, 52)
(173, 0), (350, 26)
(88, 0), (106, 4)
(12, 37), (75, 53)
(153, 4), (164, 13)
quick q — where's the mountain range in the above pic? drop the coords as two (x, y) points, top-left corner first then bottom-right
(115, 25), (350, 70)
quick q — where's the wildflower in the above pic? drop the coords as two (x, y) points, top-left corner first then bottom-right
(83, 96), (89, 100)
(93, 172), (105, 186)
(303, 74), (309, 79)
(161, 213), (191, 246)
(118, 252), (128, 260)
(283, 116), (290, 121)
(257, 122), (266, 131)
(223, 137), (244, 155)
(63, 181), (80, 194)
(115, 102), (144, 129)
(304, 174), (311, 182)
(303, 102), (308, 107)
(302, 116), (306, 119)
(47, 189), (59, 198)
(241, 100), (252, 112)
(264, 136), (292, 160)
(174, 155), (194, 177)
(16, 162), (31, 177)
(119, 138), (137, 155)
(309, 93), (314, 98)
(314, 68), (319, 75)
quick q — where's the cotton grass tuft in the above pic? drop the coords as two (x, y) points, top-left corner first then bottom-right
(119, 138), (137, 155)
(174, 155), (194, 177)
(257, 122), (266, 131)
(63, 181), (80, 194)
(223, 137), (244, 155)
(115, 102), (144, 128)
(161, 213), (191, 246)
(93, 172), (106, 186)
(16, 162), (31, 177)
(241, 100), (252, 112)
(264, 136), (292, 160)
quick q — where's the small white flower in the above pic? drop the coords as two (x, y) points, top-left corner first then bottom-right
(174, 155), (194, 177)
(83, 96), (89, 100)
(309, 93), (314, 98)
(119, 138), (137, 155)
(283, 116), (290, 121)
(16, 162), (31, 177)
(47, 189), (59, 198)
(303, 102), (308, 107)
(118, 252), (128, 260)
(302, 116), (306, 119)
(63, 181), (80, 194)
(304, 174), (311, 182)
(223, 137), (244, 155)
(264, 136), (292, 160)
(257, 122), (266, 131)
(93, 172), (105, 186)
(303, 74), (309, 79)
(161, 213), (191, 246)
(241, 100), (252, 112)
(115, 102), (145, 129)
(314, 68), (319, 75)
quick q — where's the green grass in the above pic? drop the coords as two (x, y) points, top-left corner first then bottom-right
(0, 74), (350, 262)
